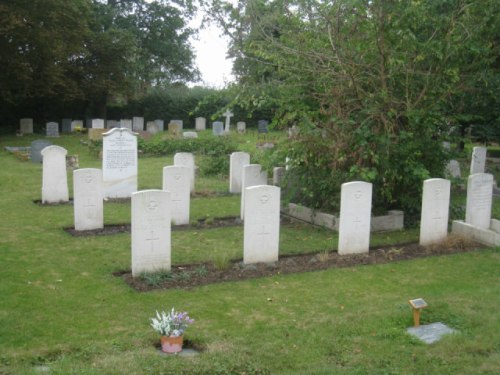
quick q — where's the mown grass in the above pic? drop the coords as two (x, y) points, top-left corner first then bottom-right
(0, 132), (499, 375)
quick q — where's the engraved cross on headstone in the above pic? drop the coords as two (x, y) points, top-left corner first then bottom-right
(223, 109), (233, 133)
(146, 230), (160, 251)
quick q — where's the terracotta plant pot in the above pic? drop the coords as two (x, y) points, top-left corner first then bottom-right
(160, 335), (183, 353)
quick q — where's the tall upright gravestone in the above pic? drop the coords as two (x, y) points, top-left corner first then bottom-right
(46, 122), (59, 137)
(212, 121), (224, 136)
(41, 145), (69, 204)
(470, 146), (487, 175)
(102, 128), (138, 198)
(240, 164), (268, 219)
(162, 166), (191, 225)
(73, 168), (104, 231)
(20, 118), (33, 134)
(419, 178), (451, 246)
(465, 173), (493, 229)
(338, 181), (372, 254)
(195, 117), (206, 131)
(131, 190), (171, 276)
(229, 152), (250, 194)
(173, 152), (195, 193)
(62, 118), (72, 133)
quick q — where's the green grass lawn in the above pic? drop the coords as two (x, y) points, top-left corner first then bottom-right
(0, 133), (499, 374)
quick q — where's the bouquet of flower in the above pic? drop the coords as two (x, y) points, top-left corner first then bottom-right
(150, 308), (194, 337)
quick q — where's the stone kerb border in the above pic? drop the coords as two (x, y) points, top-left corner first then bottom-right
(284, 203), (404, 232)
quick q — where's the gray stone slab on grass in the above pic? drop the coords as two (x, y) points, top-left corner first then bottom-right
(406, 322), (456, 344)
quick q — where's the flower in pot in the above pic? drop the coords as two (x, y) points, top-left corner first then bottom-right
(150, 307), (194, 353)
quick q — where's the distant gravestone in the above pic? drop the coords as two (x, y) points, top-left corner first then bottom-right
(107, 120), (119, 129)
(132, 117), (144, 132)
(41, 145), (69, 204)
(465, 173), (493, 229)
(288, 125), (299, 138)
(419, 178), (451, 246)
(173, 152), (195, 193)
(338, 181), (372, 255)
(240, 164), (268, 219)
(168, 122), (181, 137)
(154, 119), (164, 131)
(30, 140), (52, 163)
(170, 119), (183, 131)
(73, 168), (103, 231)
(46, 122), (59, 137)
(229, 152), (250, 194)
(131, 189), (171, 277)
(86, 119), (92, 129)
(162, 166), (191, 225)
(212, 121), (224, 136)
(71, 120), (83, 132)
(445, 159), (461, 178)
(273, 167), (285, 186)
(102, 128), (138, 198)
(470, 146), (487, 175)
(88, 129), (106, 141)
(20, 118), (33, 134)
(195, 117), (206, 131)
(237, 121), (246, 134)
(223, 109), (233, 133)
(183, 131), (198, 139)
(120, 119), (132, 130)
(62, 118), (72, 133)
(258, 120), (269, 133)
(244, 185), (281, 264)
(146, 121), (159, 135)
(92, 119), (104, 129)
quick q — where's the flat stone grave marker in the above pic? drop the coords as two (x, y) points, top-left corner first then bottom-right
(146, 121), (160, 135)
(465, 173), (493, 229)
(244, 185), (281, 264)
(183, 131), (197, 139)
(419, 178), (451, 246)
(131, 190), (171, 277)
(73, 168), (103, 231)
(237, 121), (246, 134)
(62, 118), (72, 133)
(133, 116), (144, 132)
(195, 117), (206, 131)
(258, 120), (269, 133)
(120, 119), (132, 130)
(102, 128), (138, 198)
(407, 322), (457, 344)
(240, 164), (268, 219)
(173, 152), (195, 193)
(30, 140), (52, 163)
(154, 119), (164, 131)
(41, 145), (69, 204)
(92, 119), (104, 129)
(470, 146), (487, 174)
(162, 166), (191, 225)
(229, 152), (250, 194)
(20, 118), (33, 134)
(338, 181), (372, 255)
(46, 122), (59, 137)
(212, 121), (224, 136)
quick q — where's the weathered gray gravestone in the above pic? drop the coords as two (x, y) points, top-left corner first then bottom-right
(120, 119), (132, 130)
(258, 120), (269, 133)
(132, 117), (144, 132)
(107, 120), (119, 129)
(131, 189), (171, 276)
(338, 181), (372, 255)
(229, 152), (250, 194)
(465, 173), (493, 229)
(173, 152), (195, 193)
(237, 121), (246, 134)
(146, 121), (159, 135)
(154, 119), (164, 131)
(73, 168), (104, 231)
(470, 146), (487, 175)
(445, 159), (461, 178)
(162, 166), (191, 225)
(20, 118), (33, 134)
(102, 128), (138, 198)
(195, 117), (206, 131)
(71, 120), (83, 132)
(62, 118), (72, 133)
(240, 164), (268, 219)
(419, 178), (451, 246)
(46, 122), (59, 137)
(92, 119), (104, 129)
(244, 185), (281, 264)
(30, 140), (53, 163)
(212, 121), (224, 136)
(41, 145), (69, 204)
(170, 119), (183, 131)
(273, 167), (286, 186)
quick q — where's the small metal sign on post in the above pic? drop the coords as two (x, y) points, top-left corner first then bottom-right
(408, 298), (428, 327)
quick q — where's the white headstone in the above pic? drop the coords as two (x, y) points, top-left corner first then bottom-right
(212, 121), (224, 136)
(131, 190), (171, 276)
(173, 152), (195, 193)
(465, 173), (493, 229)
(73, 168), (104, 231)
(273, 167), (285, 186)
(244, 185), (281, 264)
(46, 122), (59, 137)
(170, 119), (183, 130)
(223, 109), (234, 133)
(338, 181), (372, 255)
(419, 178), (451, 246)
(120, 119), (132, 130)
(229, 152), (250, 194)
(146, 121), (159, 135)
(71, 120), (83, 132)
(162, 166), (191, 225)
(102, 128), (138, 198)
(195, 117), (206, 131)
(470, 146), (487, 175)
(237, 121), (246, 134)
(92, 118), (104, 129)
(154, 119), (164, 131)
(240, 164), (268, 219)
(20, 118), (33, 134)
(445, 159), (461, 178)
(132, 116), (144, 132)
(41, 145), (69, 204)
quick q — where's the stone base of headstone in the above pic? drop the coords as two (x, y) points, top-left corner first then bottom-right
(452, 219), (500, 246)
(88, 128), (107, 141)
(406, 322), (456, 344)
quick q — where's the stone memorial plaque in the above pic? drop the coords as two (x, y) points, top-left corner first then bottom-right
(240, 164), (268, 219)
(244, 185), (281, 264)
(470, 146), (487, 175)
(229, 152), (250, 194)
(102, 128), (138, 198)
(132, 116), (144, 132)
(212, 121), (224, 136)
(20, 118), (33, 134)
(46, 122), (59, 137)
(73, 168), (103, 231)
(465, 173), (493, 229)
(419, 178), (451, 246)
(409, 298), (427, 309)
(338, 181), (372, 254)
(41, 145), (69, 204)
(195, 117), (206, 131)
(92, 119), (104, 129)
(131, 190), (171, 276)
(162, 166), (191, 225)
(173, 152), (195, 192)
